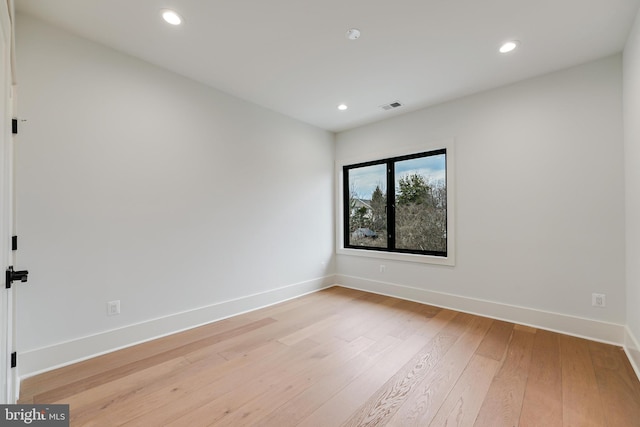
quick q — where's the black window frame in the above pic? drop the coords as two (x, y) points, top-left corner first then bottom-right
(343, 148), (447, 257)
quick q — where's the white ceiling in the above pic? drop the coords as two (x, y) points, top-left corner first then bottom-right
(16, 0), (640, 132)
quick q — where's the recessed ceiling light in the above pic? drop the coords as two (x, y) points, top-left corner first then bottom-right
(338, 104), (348, 111)
(161, 9), (183, 25)
(499, 41), (519, 54)
(346, 28), (361, 40)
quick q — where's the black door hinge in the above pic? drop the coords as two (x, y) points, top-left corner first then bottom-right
(10, 352), (16, 368)
(12, 118), (17, 134)
(5, 266), (28, 289)
(11, 236), (17, 251)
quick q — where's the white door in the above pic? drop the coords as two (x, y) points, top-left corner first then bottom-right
(0, 0), (16, 404)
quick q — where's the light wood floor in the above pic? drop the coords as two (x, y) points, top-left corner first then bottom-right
(19, 287), (640, 426)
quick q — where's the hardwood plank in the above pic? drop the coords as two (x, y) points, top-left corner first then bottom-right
(60, 355), (193, 424)
(560, 335), (606, 427)
(387, 302), (443, 340)
(330, 296), (407, 342)
(514, 324), (537, 333)
(296, 333), (431, 427)
(65, 339), (287, 426)
(298, 312), (470, 427)
(117, 337), (332, 426)
(342, 313), (488, 427)
(254, 309), (448, 427)
(386, 316), (493, 426)
(361, 300), (444, 342)
(213, 292), (361, 360)
(197, 337), (376, 426)
(473, 326), (535, 427)
(253, 286), (352, 319)
(256, 335), (403, 426)
(589, 341), (640, 426)
(112, 339), (321, 426)
(18, 314), (264, 403)
(266, 286), (363, 321)
(277, 314), (343, 346)
(31, 317), (277, 403)
(519, 329), (563, 427)
(474, 320), (514, 361)
(428, 354), (500, 427)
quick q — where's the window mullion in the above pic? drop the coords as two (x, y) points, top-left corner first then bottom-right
(387, 161), (395, 250)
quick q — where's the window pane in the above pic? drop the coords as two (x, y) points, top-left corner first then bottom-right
(346, 164), (387, 248)
(394, 154), (446, 253)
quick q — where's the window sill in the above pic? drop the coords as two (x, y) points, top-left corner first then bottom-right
(337, 247), (455, 266)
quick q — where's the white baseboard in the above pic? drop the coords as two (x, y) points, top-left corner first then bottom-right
(335, 274), (626, 346)
(18, 275), (337, 380)
(624, 326), (640, 381)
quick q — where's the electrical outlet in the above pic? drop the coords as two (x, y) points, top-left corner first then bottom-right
(379, 265), (386, 273)
(107, 300), (121, 316)
(592, 293), (606, 308)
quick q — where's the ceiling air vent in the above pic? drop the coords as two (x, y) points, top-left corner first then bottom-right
(380, 101), (403, 111)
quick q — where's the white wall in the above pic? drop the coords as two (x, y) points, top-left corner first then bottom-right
(624, 8), (640, 371)
(336, 55), (626, 335)
(14, 14), (335, 373)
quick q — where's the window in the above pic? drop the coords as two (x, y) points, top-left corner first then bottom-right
(343, 149), (448, 257)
